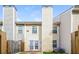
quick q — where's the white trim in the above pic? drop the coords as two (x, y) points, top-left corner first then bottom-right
(57, 26), (59, 48)
(24, 25), (26, 41)
(29, 40), (40, 51)
(2, 6), (4, 31)
(71, 8), (73, 33)
(13, 7), (15, 41)
(69, 8), (73, 53)
(24, 25), (26, 51)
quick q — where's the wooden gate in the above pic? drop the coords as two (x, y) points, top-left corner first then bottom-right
(71, 26), (79, 54)
(0, 31), (7, 54)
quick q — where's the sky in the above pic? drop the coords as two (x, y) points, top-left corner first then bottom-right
(0, 5), (72, 21)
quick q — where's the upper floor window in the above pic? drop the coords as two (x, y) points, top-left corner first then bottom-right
(18, 26), (23, 34)
(32, 26), (37, 34)
(53, 27), (57, 33)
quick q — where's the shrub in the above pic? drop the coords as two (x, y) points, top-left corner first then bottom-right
(57, 49), (65, 53)
(43, 51), (53, 54)
(52, 50), (58, 53)
(0, 29), (2, 32)
(43, 49), (65, 54)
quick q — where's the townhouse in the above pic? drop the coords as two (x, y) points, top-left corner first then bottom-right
(0, 5), (79, 54)
(1, 5), (54, 53)
(54, 5), (79, 53)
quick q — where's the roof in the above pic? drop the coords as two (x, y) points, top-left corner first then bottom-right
(0, 21), (60, 26)
(3, 5), (17, 11)
(16, 21), (60, 26)
(16, 21), (42, 25)
(72, 6), (79, 14)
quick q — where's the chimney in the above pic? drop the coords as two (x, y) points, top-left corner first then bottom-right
(3, 5), (16, 53)
(42, 5), (53, 52)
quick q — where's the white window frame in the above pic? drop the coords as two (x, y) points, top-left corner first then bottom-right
(29, 40), (40, 51)
(32, 26), (37, 34)
(53, 40), (57, 48)
(18, 26), (23, 34)
(53, 27), (57, 33)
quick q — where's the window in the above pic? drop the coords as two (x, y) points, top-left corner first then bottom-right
(30, 40), (39, 50)
(18, 30), (22, 33)
(30, 40), (33, 50)
(53, 27), (57, 33)
(53, 40), (57, 48)
(35, 41), (38, 49)
(32, 26), (37, 33)
(18, 26), (23, 34)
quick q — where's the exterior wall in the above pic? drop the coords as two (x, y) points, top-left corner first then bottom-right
(42, 6), (53, 52)
(16, 25), (25, 52)
(3, 6), (16, 53)
(59, 7), (79, 54)
(53, 34), (58, 49)
(53, 17), (60, 49)
(57, 26), (60, 49)
(16, 24), (59, 52)
(72, 10), (79, 32)
(39, 26), (42, 51)
(59, 10), (72, 53)
(24, 25), (29, 51)
(21, 25), (41, 51)
(53, 25), (60, 49)
(16, 25), (24, 41)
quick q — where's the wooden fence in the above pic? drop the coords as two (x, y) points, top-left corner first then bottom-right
(71, 26), (79, 54)
(0, 31), (25, 54)
(0, 31), (7, 54)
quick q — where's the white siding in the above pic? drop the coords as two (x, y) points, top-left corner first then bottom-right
(72, 13), (79, 32)
(23, 25), (40, 51)
(59, 10), (72, 53)
(16, 26), (25, 41)
(53, 25), (60, 49)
